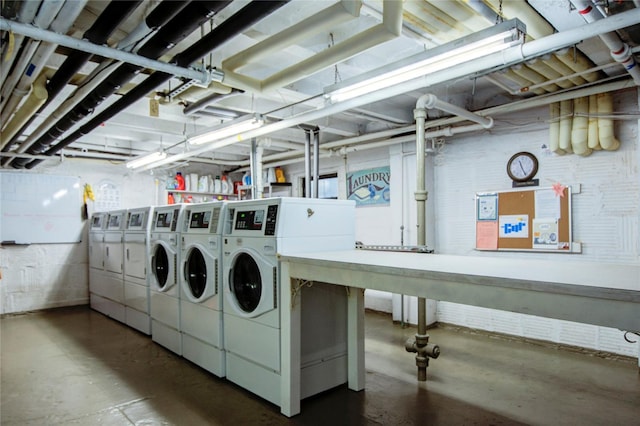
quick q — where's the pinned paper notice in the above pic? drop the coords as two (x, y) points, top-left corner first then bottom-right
(476, 221), (498, 249)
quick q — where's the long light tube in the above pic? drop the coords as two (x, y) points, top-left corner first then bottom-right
(189, 114), (265, 145)
(325, 19), (526, 103)
(125, 151), (167, 169)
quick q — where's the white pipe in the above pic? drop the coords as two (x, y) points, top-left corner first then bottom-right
(0, 0), (86, 125)
(0, 73), (48, 148)
(0, 0), (64, 112)
(0, 1), (41, 84)
(570, 0), (640, 85)
(571, 97), (591, 156)
(549, 103), (563, 155)
(12, 60), (122, 156)
(255, 143), (264, 199)
(597, 92), (620, 150)
(146, 8), (640, 169)
(417, 94), (494, 128)
(0, 18), (214, 83)
(559, 100), (573, 153)
(587, 94), (601, 150)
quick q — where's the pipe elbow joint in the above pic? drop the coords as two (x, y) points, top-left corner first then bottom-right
(416, 93), (437, 110)
(483, 116), (494, 129)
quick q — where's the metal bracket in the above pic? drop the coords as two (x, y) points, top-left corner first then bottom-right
(291, 278), (314, 309)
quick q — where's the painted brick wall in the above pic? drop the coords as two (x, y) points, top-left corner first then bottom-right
(0, 160), (156, 314)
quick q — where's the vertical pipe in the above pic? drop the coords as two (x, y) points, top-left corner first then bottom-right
(304, 130), (311, 198)
(414, 105), (428, 382)
(313, 129), (320, 198)
(250, 138), (258, 199)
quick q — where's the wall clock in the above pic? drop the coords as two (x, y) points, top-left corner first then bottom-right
(506, 152), (538, 182)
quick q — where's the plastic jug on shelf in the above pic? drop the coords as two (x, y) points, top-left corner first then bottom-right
(175, 172), (185, 190)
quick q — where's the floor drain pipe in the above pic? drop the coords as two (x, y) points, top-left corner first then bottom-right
(410, 100), (433, 381)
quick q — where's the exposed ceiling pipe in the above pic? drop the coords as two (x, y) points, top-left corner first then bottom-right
(0, 1), (41, 84)
(183, 89), (244, 115)
(228, 78), (635, 172)
(0, 0), (86, 127)
(571, 0), (640, 85)
(221, 0), (403, 94)
(45, 1), (143, 102)
(0, 73), (48, 148)
(23, 0), (291, 169)
(0, 0), (65, 112)
(142, 6), (640, 170)
(118, 1), (192, 54)
(14, 0), (234, 168)
(0, 18), (214, 84)
(1, 0), (143, 164)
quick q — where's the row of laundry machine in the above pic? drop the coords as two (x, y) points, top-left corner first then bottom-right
(88, 197), (356, 407)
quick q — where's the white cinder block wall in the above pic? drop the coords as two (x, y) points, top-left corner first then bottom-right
(0, 160), (155, 314)
(282, 89), (639, 358)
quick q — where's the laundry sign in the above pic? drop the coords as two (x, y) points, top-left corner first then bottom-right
(346, 166), (390, 206)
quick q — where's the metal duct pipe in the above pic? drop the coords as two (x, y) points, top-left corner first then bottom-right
(24, 0), (290, 169)
(571, 0), (640, 85)
(313, 129), (320, 198)
(304, 129), (312, 198)
(183, 88), (244, 115)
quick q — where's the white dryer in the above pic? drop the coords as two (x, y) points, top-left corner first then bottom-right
(222, 197), (355, 406)
(93, 209), (127, 322)
(123, 206), (154, 334)
(180, 201), (226, 377)
(88, 212), (108, 314)
(149, 204), (185, 355)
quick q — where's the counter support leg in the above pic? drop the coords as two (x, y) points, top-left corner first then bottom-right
(348, 287), (365, 391)
(280, 263), (301, 417)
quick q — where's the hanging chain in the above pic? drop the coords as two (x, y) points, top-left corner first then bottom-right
(495, 0), (504, 24)
(329, 33), (342, 84)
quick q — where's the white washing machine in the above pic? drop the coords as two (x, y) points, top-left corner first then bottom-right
(222, 197), (355, 406)
(88, 212), (108, 314)
(149, 204), (185, 355)
(123, 206), (154, 335)
(93, 209), (127, 322)
(180, 201), (226, 377)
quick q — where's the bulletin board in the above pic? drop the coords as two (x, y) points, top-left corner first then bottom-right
(475, 185), (575, 252)
(0, 173), (83, 244)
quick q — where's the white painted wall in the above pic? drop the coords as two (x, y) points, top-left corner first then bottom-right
(281, 88), (639, 358)
(0, 160), (156, 314)
(429, 89), (639, 358)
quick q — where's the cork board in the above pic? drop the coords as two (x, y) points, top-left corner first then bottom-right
(475, 186), (572, 252)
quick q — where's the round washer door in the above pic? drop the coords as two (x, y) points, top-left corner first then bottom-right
(226, 248), (275, 318)
(182, 244), (217, 303)
(151, 241), (176, 292)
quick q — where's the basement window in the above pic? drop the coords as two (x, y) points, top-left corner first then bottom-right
(302, 173), (338, 199)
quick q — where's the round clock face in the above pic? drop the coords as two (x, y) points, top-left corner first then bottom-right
(507, 152), (538, 182)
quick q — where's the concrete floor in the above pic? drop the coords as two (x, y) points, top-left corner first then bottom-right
(1, 306), (638, 425)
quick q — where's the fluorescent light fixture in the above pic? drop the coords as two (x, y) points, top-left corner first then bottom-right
(189, 113), (265, 146)
(125, 151), (167, 169)
(325, 19), (526, 103)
